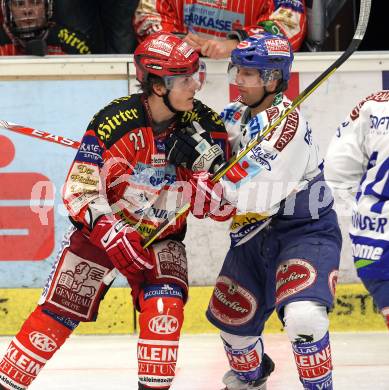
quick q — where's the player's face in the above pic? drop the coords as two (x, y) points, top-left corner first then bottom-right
(10, 0), (46, 30)
(237, 83), (265, 107)
(168, 82), (197, 111)
(228, 65), (267, 105)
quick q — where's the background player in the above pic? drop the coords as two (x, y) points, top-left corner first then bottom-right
(325, 90), (389, 330)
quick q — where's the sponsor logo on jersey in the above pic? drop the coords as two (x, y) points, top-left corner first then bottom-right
(68, 163), (99, 191)
(149, 315), (179, 335)
(351, 243), (383, 261)
(247, 115), (264, 138)
(351, 211), (388, 233)
(276, 259), (317, 304)
(274, 110), (299, 151)
(184, 4), (244, 33)
(208, 276), (257, 326)
(29, 331), (57, 352)
(96, 109), (139, 141)
(266, 106), (280, 125)
(369, 115), (389, 133)
(155, 139), (166, 152)
(131, 163), (177, 188)
(222, 106), (244, 124)
(350, 91), (389, 121)
(249, 144), (278, 171)
(76, 136), (103, 164)
(151, 154), (167, 167)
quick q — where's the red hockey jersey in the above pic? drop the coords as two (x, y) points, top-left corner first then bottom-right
(63, 94), (228, 242)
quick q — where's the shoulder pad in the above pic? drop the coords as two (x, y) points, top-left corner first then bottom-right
(88, 94), (146, 147)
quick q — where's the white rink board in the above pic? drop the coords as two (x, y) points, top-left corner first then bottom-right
(1, 53), (389, 287)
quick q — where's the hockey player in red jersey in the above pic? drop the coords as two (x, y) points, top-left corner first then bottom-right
(0, 32), (228, 390)
(0, 0), (92, 55)
(134, 0), (306, 59)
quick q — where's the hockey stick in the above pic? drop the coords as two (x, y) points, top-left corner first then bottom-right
(142, 0), (372, 248)
(0, 120), (81, 149)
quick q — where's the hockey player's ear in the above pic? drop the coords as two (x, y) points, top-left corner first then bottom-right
(266, 79), (279, 94)
(151, 81), (167, 97)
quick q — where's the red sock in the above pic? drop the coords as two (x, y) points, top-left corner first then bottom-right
(137, 286), (184, 389)
(0, 307), (74, 389)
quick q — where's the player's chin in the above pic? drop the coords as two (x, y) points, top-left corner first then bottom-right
(181, 97), (195, 111)
(239, 94), (250, 105)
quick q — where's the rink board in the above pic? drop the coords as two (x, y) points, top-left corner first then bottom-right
(0, 283), (386, 335)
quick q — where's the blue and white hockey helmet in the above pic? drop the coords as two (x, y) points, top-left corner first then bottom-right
(228, 33), (293, 89)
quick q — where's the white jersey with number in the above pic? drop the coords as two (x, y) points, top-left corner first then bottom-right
(220, 93), (321, 246)
(325, 91), (389, 271)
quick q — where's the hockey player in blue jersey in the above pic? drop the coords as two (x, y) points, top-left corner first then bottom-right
(325, 90), (389, 330)
(166, 33), (342, 389)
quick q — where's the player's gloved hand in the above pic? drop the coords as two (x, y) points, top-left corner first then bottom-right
(188, 171), (235, 221)
(165, 121), (224, 174)
(89, 215), (153, 277)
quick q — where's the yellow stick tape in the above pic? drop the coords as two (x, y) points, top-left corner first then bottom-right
(0, 283), (386, 335)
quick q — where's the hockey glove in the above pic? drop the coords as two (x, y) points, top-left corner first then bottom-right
(165, 121), (224, 174)
(189, 171), (235, 221)
(90, 215), (153, 278)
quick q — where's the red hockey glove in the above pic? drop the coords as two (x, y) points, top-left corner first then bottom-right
(189, 171), (236, 221)
(90, 215), (153, 278)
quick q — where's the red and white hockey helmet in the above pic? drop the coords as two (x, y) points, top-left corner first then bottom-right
(134, 32), (206, 91)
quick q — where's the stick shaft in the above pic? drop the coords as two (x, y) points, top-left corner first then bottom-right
(0, 120), (80, 149)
